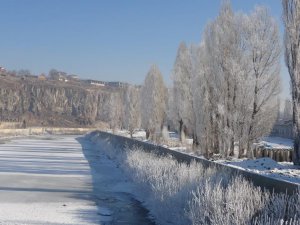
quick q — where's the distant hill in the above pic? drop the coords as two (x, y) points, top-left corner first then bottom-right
(0, 75), (125, 128)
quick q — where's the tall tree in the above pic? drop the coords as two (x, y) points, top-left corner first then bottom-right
(196, 2), (280, 158)
(107, 92), (123, 132)
(190, 43), (212, 155)
(244, 6), (281, 157)
(123, 85), (141, 137)
(141, 65), (166, 141)
(282, 0), (300, 164)
(203, 1), (246, 157)
(172, 42), (194, 141)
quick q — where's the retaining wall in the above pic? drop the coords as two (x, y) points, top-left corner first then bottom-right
(88, 130), (300, 195)
(253, 146), (293, 162)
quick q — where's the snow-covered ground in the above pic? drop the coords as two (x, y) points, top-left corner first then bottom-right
(219, 157), (300, 184)
(166, 134), (299, 184)
(0, 135), (153, 225)
(257, 136), (293, 149)
(214, 136), (299, 184)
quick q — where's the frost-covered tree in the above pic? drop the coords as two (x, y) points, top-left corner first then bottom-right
(190, 43), (212, 154)
(172, 42), (195, 142)
(202, 2), (249, 157)
(141, 65), (166, 141)
(193, 2), (280, 158)
(123, 85), (141, 137)
(282, 0), (300, 165)
(244, 6), (281, 157)
(107, 92), (123, 132)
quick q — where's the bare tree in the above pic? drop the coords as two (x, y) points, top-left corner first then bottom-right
(141, 65), (167, 141)
(282, 0), (300, 164)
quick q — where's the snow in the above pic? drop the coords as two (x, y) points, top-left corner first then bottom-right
(0, 135), (101, 225)
(0, 202), (100, 225)
(105, 129), (146, 140)
(132, 130), (146, 139)
(257, 136), (293, 149)
(221, 157), (300, 184)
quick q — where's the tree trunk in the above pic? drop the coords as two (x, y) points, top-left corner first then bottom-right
(230, 83), (237, 157)
(229, 137), (234, 156)
(292, 87), (300, 165)
(179, 119), (184, 142)
(192, 133), (199, 151)
(238, 145), (244, 158)
(146, 129), (150, 140)
(247, 76), (258, 156)
(130, 130), (133, 138)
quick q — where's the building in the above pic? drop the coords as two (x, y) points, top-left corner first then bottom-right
(22, 75), (38, 80)
(271, 119), (293, 139)
(106, 81), (127, 88)
(50, 71), (68, 82)
(0, 67), (7, 76)
(85, 79), (105, 86)
(67, 74), (80, 81)
(0, 67), (6, 72)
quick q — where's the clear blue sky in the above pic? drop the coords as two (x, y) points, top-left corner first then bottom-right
(0, 0), (290, 99)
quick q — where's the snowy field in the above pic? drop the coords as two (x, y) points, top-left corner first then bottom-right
(220, 157), (300, 184)
(0, 135), (153, 225)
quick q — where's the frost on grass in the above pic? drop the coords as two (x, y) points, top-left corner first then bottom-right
(92, 137), (300, 225)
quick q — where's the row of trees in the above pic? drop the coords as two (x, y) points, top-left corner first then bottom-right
(170, 3), (281, 158)
(105, 64), (166, 142)
(114, 0), (300, 164)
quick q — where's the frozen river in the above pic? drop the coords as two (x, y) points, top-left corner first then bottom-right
(0, 135), (154, 225)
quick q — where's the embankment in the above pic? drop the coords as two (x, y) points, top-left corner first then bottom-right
(88, 130), (300, 195)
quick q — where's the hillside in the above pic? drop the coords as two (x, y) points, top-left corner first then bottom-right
(0, 75), (124, 127)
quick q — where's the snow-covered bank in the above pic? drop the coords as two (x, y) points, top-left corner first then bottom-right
(90, 133), (300, 225)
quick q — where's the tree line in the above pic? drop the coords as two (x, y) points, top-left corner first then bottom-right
(110, 0), (300, 165)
